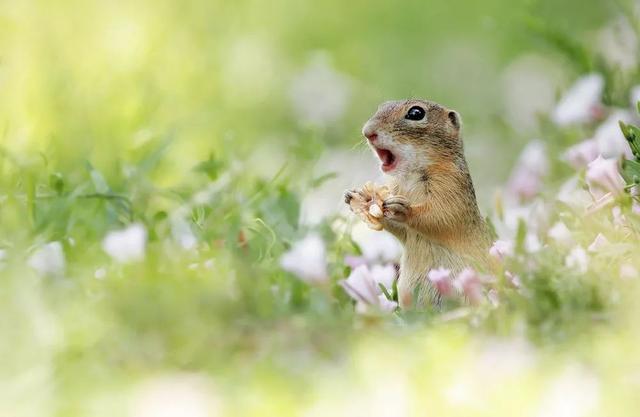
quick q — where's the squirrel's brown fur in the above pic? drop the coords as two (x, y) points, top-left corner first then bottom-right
(346, 99), (492, 308)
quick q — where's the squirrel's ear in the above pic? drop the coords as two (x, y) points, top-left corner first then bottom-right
(447, 111), (461, 130)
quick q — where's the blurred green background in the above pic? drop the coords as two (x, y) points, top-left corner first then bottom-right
(0, 0), (617, 174)
(2, 0), (640, 416)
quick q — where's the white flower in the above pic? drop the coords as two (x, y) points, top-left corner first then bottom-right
(28, 242), (65, 276)
(525, 233), (542, 253)
(94, 268), (107, 280)
(487, 289), (500, 307)
(370, 263), (397, 291)
(548, 221), (574, 246)
(556, 176), (593, 209)
(505, 270), (522, 288)
(631, 85), (640, 108)
(289, 53), (351, 127)
(620, 264), (639, 280)
(0, 249), (6, 270)
(506, 140), (548, 201)
(130, 373), (221, 417)
(563, 139), (599, 169)
(427, 267), (454, 297)
(587, 233), (609, 253)
(597, 18), (638, 72)
(351, 222), (402, 263)
(552, 74), (604, 126)
(612, 206), (627, 228)
(633, 200), (640, 216)
(493, 201), (548, 243)
(519, 140), (550, 176)
(356, 294), (398, 315)
(585, 155), (625, 198)
(563, 111), (635, 169)
(489, 240), (514, 261)
(565, 246), (589, 274)
(170, 213), (197, 250)
(102, 223), (147, 263)
(340, 265), (397, 313)
(280, 234), (328, 284)
(593, 110), (635, 159)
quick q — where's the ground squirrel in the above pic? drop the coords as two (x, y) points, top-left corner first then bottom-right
(345, 99), (493, 308)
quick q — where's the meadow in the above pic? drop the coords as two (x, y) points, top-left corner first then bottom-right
(2, 0), (640, 416)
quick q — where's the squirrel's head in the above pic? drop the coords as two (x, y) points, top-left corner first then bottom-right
(362, 99), (463, 175)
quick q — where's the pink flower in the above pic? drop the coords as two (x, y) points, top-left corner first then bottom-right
(427, 267), (454, 297)
(489, 240), (514, 261)
(507, 170), (543, 201)
(344, 255), (367, 269)
(587, 233), (609, 252)
(454, 268), (484, 304)
(340, 265), (378, 304)
(340, 265), (397, 313)
(552, 74), (604, 126)
(585, 155), (625, 198)
(506, 140), (548, 201)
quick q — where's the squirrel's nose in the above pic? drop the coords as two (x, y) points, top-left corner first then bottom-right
(365, 131), (378, 142)
(362, 124), (378, 141)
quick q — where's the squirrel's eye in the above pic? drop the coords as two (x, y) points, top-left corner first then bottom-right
(405, 106), (426, 121)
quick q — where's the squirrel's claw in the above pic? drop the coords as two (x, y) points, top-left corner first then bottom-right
(383, 195), (410, 221)
(344, 189), (357, 204)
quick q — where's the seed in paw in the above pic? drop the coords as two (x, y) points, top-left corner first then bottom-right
(369, 203), (383, 219)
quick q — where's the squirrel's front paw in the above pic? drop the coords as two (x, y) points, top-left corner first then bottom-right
(344, 189), (360, 205)
(383, 195), (410, 222)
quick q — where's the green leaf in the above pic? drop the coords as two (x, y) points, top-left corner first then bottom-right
(515, 218), (527, 254)
(310, 172), (338, 189)
(85, 161), (110, 193)
(622, 159), (640, 183)
(628, 125), (640, 159)
(193, 154), (224, 180)
(49, 172), (64, 195)
(619, 121), (629, 139)
(379, 283), (393, 301)
(619, 120), (640, 160)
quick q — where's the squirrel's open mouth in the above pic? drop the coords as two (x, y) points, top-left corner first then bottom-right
(374, 147), (397, 172)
